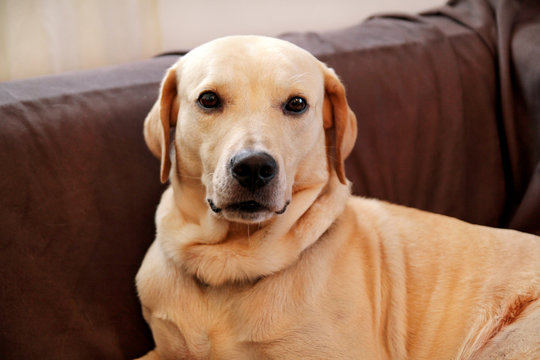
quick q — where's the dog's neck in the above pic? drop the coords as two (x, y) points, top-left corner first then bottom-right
(156, 168), (350, 287)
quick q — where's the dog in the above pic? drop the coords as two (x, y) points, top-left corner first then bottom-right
(135, 35), (540, 359)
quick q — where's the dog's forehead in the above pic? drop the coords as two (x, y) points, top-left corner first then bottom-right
(179, 36), (323, 90)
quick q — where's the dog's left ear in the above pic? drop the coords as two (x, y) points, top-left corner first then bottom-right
(321, 65), (358, 184)
(143, 65), (180, 183)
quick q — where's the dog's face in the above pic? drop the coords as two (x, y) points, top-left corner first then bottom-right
(144, 36), (357, 224)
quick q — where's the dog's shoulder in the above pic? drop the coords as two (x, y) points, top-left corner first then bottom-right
(136, 240), (181, 310)
(342, 195), (540, 262)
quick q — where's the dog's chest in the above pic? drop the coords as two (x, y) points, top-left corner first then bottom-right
(137, 241), (312, 358)
(158, 280), (302, 358)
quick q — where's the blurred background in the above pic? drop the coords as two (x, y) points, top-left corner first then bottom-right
(0, 0), (442, 81)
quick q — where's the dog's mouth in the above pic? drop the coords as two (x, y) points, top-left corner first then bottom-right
(228, 200), (267, 213)
(207, 199), (290, 222)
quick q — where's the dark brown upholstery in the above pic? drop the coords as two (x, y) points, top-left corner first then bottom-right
(281, 0), (540, 233)
(0, 58), (175, 359)
(0, 0), (538, 358)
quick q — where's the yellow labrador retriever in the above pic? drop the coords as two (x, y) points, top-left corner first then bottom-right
(136, 36), (540, 359)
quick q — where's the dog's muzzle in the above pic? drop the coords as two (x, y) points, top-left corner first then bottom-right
(206, 150), (289, 221)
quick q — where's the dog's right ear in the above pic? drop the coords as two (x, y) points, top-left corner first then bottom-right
(321, 65), (357, 185)
(144, 65), (179, 183)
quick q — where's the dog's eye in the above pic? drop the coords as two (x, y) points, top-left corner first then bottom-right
(198, 91), (220, 109)
(284, 96), (308, 114)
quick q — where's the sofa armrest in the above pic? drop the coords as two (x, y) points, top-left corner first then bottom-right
(0, 56), (176, 359)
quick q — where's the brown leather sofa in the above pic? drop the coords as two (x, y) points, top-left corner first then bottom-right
(1, 0), (538, 358)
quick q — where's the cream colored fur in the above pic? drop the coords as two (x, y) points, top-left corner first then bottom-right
(135, 36), (540, 360)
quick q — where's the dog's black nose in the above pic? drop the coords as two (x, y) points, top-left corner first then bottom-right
(230, 151), (277, 191)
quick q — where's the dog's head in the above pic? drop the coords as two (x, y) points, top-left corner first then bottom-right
(144, 36), (356, 224)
